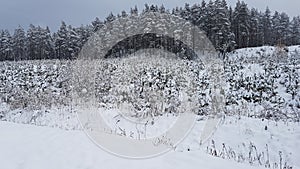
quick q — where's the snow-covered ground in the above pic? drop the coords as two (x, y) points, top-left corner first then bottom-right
(0, 115), (299, 169)
(228, 45), (300, 61)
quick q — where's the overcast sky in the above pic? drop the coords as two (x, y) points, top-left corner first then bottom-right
(0, 0), (299, 32)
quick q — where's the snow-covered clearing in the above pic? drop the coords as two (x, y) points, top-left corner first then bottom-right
(1, 115), (299, 169)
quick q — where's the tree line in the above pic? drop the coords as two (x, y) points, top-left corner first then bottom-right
(0, 0), (300, 61)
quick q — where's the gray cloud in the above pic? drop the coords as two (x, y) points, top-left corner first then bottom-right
(0, 0), (299, 32)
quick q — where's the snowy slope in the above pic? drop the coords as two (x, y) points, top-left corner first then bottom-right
(1, 115), (299, 169)
(0, 120), (271, 169)
(228, 45), (300, 61)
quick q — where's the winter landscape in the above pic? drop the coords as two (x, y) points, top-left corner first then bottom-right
(0, 0), (300, 169)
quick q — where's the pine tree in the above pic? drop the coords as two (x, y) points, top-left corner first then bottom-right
(248, 8), (260, 47)
(212, 0), (235, 53)
(262, 7), (272, 45)
(181, 3), (191, 21)
(26, 24), (39, 60)
(232, 0), (250, 48)
(35, 26), (44, 59)
(0, 30), (13, 61)
(190, 3), (201, 25)
(290, 16), (300, 45)
(121, 10), (128, 18)
(278, 12), (290, 45)
(272, 11), (281, 45)
(76, 25), (92, 48)
(206, 0), (215, 38)
(12, 26), (26, 60)
(149, 5), (158, 12)
(67, 25), (81, 59)
(159, 4), (166, 13)
(143, 3), (150, 13)
(171, 7), (181, 16)
(105, 12), (116, 23)
(55, 21), (68, 59)
(41, 27), (55, 59)
(130, 6), (138, 16)
(256, 11), (265, 46)
(26, 25), (53, 60)
(271, 12), (290, 46)
(92, 17), (104, 32)
(198, 0), (208, 32)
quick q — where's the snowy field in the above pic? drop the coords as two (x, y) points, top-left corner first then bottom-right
(0, 115), (299, 169)
(0, 122), (253, 169)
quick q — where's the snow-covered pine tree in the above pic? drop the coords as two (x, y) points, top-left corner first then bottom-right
(290, 16), (300, 45)
(149, 4), (158, 12)
(12, 26), (26, 60)
(272, 11), (282, 45)
(205, 0), (215, 39)
(40, 26), (54, 60)
(106, 12), (116, 23)
(55, 21), (69, 59)
(130, 5), (138, 16)
(180, 3), (192, 21)
(262, 7), (272, 45)
(0, 30), (13, 61)
(121, 10), (128, 18)
(26, 24), (39, 60)
(75, 25), (93, 49)
(190, 3), (201, 26)
(211, 0), (234, 54)
(67, 25), (81, 59)
(232, 0), (250, 48)
(143, 3), (150, 14)
(159, 4), (166, 13)
(92, 17), (104, 33)
(278, 12), (290, 45)
(248, 8), (260, 47)
(171, 6), (181, 16)
(256, 11), (265, 46)
(271, 11), (290, 46)
(198, 0), (208, 32)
